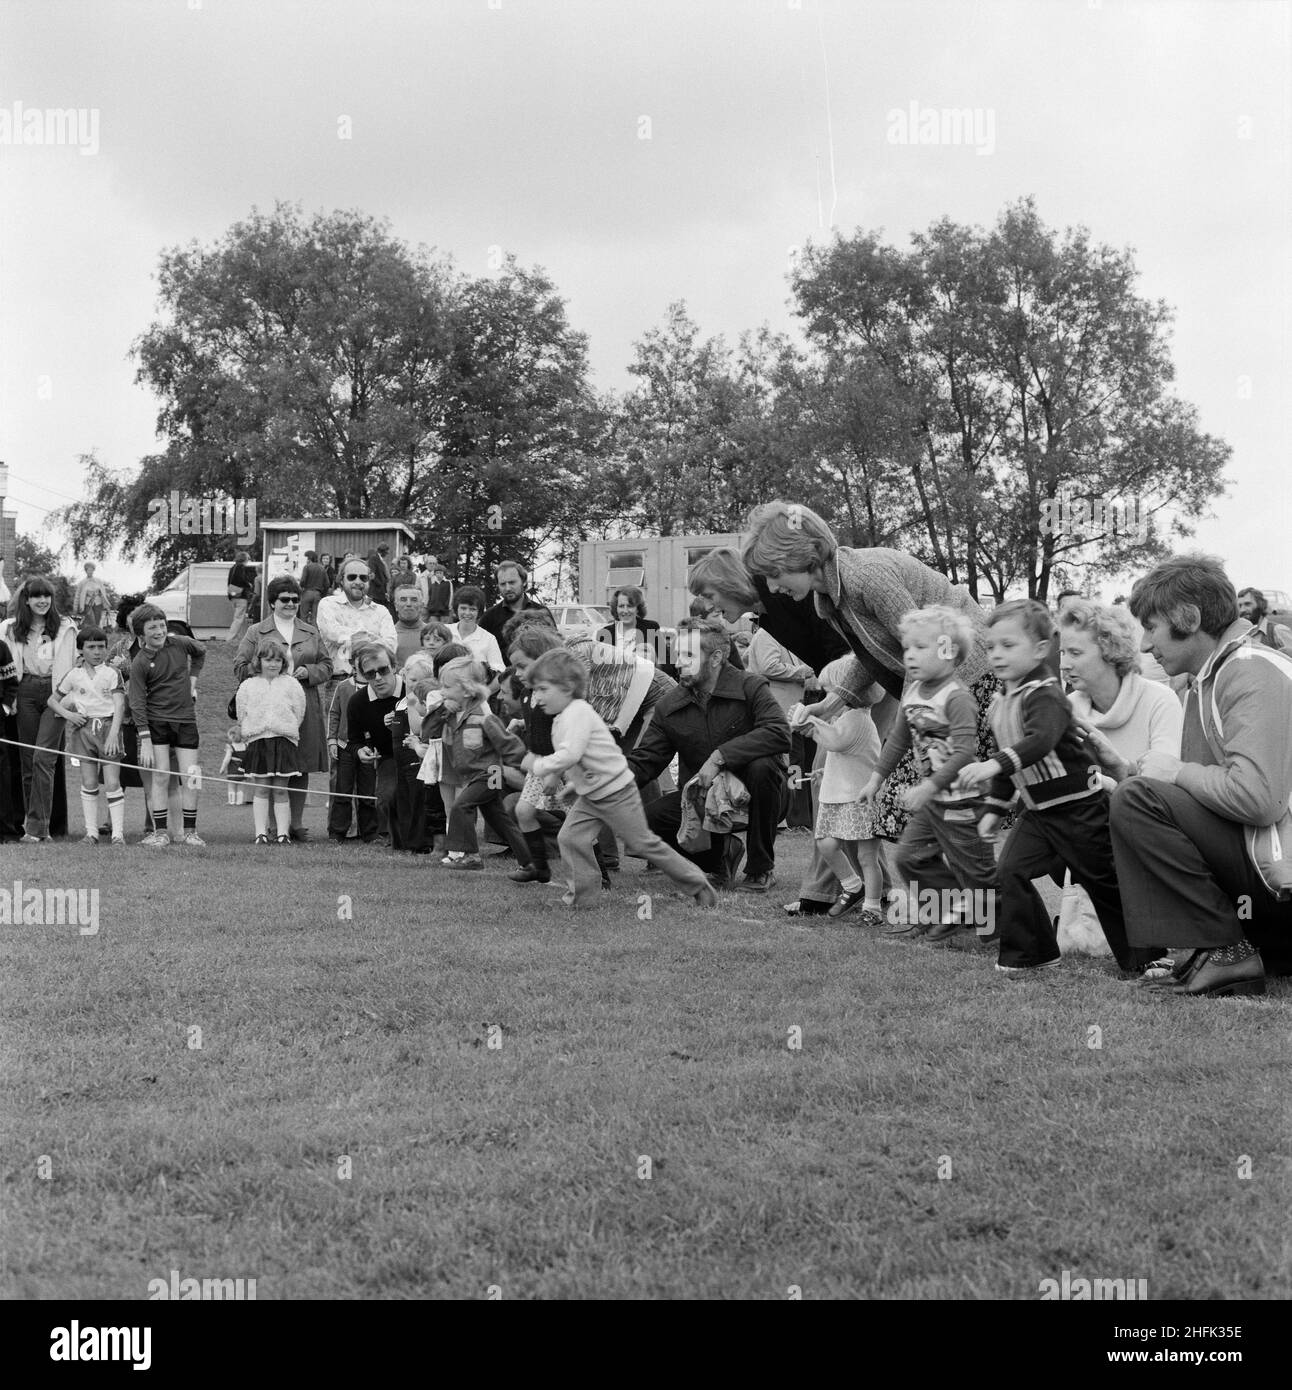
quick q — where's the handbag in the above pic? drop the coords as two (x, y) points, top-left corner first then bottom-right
(227, 585), (241, 599)
(1206, 644), (1292, 901)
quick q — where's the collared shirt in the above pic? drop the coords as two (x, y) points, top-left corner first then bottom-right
(315, 594), (398, 675)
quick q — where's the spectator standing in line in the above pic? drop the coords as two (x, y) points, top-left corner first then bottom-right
(225, 550), (255, 643)
(480, 560), (550, 640)
(1236, 587), (1292, 653)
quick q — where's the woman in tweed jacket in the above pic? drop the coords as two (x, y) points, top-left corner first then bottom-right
(740, 500), (998, 842)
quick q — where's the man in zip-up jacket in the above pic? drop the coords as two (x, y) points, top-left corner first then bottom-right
(628, 618), (790, 892)
(1109, 557), (1292, 996)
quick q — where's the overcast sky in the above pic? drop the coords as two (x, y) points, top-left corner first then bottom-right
(1, 0), (1288, 597)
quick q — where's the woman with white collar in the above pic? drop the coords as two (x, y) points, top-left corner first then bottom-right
(1055, 599), (1184, 959)
(0, 577), (78, 841)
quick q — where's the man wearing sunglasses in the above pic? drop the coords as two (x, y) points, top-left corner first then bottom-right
(343, 642), (406, 848)
(316, 560), (398, 702)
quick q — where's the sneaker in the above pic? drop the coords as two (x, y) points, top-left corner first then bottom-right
(20, 833), (43, 844)
(857, 908), (885, 929)
(276, 834), (292, 845)
(79, 834), (101, 846)
(182, 832), (206, 847)
(735, 871), (776, 894)
(254, 834), (271, 846)
(994, 958), (1062, 976)
(140, 830), (171, 847)
(445, 854), (484, 871)
(110, 836), (127, 847)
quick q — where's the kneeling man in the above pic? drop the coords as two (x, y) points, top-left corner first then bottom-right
(628, 618), (790, 892)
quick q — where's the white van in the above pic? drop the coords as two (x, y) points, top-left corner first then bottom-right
(146, 562), (244, 638)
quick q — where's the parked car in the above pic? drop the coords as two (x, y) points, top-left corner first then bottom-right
(1259, 588), (1292, 620)
(551, 603), (613, 640)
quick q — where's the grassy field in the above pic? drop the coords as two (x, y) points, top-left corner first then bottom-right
(2, 642), (1289, 1300)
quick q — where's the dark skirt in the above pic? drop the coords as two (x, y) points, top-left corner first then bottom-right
(243, 737), (303, 780)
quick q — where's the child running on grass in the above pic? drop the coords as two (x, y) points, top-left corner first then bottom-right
(128, 604), (206, 847)
(954, 599), (1159, 977)
(522, 648), (718, 909)
(860, 605), (999, 943)
(800, 657), (885, 922)
(47, 625), (127, 845)
(437, 656), (533, 872)
(234, 637), (306, 845)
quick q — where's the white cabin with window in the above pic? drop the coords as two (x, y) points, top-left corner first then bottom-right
(577, 534), (741, 629)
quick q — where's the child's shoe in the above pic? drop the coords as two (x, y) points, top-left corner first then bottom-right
(182, 832), (206, 847)
(109, 836), (127, 847)
(140, 830), (171, 847)
(827, 888), (866, 919)
(275, 834), (292, 846)
(79, 834), (100, 846)
(254, 834), (271, 846)
(445, 854), (484, 870)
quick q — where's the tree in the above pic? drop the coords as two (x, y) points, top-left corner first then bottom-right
(10, 532), (86, 615)
(55, 206), (601, 589)
(604, 304), (797, 536)
(791, 199), (1231, 600)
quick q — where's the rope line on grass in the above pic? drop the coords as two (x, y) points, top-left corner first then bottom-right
(0, 735), (381, 802)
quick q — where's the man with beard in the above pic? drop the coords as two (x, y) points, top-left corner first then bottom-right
(480, 560), (550, 640)
(627, 617), (790, 893)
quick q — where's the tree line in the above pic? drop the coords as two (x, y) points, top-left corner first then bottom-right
(56, 197), (1229, 601)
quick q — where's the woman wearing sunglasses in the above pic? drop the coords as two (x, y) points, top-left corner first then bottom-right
(234, 574), (333, 841)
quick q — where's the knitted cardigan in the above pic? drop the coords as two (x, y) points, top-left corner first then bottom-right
(236, 674), (307, 743)
(814, 548), (992, 700)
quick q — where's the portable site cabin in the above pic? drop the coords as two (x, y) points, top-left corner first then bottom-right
(577, 534), (741, 629)
(258, 519), (417, 618)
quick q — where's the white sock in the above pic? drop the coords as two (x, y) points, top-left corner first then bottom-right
(863, 898), (883, 912)
(273, 797), (291, 837)
(253, 795), (270, 837)
(80, 791), (99, 837)
(107, 792), (125, 838)
(840, 874), (862, 894)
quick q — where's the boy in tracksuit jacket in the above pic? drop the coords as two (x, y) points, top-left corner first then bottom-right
(955, 600), (1154, 975)
(327, 669), (377, 841)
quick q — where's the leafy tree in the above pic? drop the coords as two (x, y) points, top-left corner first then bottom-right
(55, 206), (601, 592)
(791, 199), (1231, 600)
(604, 304), (797, 536)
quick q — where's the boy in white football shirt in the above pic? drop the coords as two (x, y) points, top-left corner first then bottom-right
(48, 625), (127, 844)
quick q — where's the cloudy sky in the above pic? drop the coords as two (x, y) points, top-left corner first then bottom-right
(1, 0), (1288, 597)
